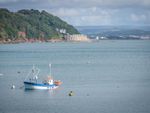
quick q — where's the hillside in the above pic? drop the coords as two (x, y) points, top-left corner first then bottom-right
(77, 26), (150, 40)
(0, 8), (79, 42)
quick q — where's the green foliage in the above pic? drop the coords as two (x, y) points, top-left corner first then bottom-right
(0, 8), (79, 40)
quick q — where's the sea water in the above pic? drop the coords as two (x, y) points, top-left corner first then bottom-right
(0, 40), (150, 113)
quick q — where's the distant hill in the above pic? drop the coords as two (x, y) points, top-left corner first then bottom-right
(76, 26), (150, 40)
(0, 8), (79, 41)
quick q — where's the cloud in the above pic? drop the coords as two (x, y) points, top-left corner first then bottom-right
(50, 8), (80, 17)
(50, 8), (117, 26)
(0, 0), (150, 25)
(0, 0), (19, 3)
(130, 12), (150, 24)
(131, 14), (146, 22)
(54, 7), (150, 26)
(48, 0), (150, 9)
(1, 0), (150, 9)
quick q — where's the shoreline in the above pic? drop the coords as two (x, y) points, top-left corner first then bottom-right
(0, 38), (149, 44)
(0, 38), (92, 44)
(0, 38), (65, 44)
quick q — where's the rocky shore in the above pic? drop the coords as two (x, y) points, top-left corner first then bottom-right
(0, 36), (91, 44)
(0, 38), (64, 44)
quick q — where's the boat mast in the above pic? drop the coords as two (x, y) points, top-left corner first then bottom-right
(24, 65), (35, 81)
(49, 63), (52, 76)
(24, 65), (40, 81)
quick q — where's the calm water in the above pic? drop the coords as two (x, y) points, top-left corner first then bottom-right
(0, 40), (150, 113)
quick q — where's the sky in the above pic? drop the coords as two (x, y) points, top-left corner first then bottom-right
(0, 0), (150, 26)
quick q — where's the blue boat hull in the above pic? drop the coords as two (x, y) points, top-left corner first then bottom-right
(24, 81), (58, 90)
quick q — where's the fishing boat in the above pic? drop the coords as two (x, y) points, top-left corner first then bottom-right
(24, 64), (62, 90)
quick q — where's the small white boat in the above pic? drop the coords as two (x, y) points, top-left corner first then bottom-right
(24, 64), (62, 90)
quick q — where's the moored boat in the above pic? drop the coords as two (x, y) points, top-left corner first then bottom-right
(24, 64), (62, 90)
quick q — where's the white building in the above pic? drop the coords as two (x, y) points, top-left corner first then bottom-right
(65, 34), (90, 42)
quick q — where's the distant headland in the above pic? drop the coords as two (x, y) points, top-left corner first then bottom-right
(0, 8), (91, 44)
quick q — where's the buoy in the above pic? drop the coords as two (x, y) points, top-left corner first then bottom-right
(11, 85), (15, 89)
(69, 91), (74, 96)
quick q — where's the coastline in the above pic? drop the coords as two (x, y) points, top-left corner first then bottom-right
(1, 37), (149, 44)
(0, 37), (92, 44)
(0, 38), (65, 44)
(0, 34), (92, 44)
(1, 38), (149, 44)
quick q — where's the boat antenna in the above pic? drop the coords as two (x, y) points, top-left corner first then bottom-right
(49, 63), (52, 76)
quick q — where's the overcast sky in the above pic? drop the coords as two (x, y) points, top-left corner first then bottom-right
(0, 0), (150, 26)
